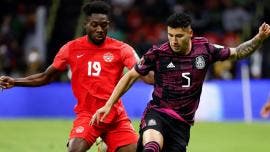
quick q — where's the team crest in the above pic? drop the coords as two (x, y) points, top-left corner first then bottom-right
(103, 52), (114, 62)
(195, 56), (206, 69)
(75, 126), (84, 133)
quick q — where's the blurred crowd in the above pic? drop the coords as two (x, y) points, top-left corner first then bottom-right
(1, 0), (270, 80)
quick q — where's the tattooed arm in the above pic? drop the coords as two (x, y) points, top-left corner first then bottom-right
(229, 22), (270, 60)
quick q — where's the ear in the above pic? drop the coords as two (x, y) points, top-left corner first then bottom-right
(83, 19), (87, 27)
(189, 29), (193, 37)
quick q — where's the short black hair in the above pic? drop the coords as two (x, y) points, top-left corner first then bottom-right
(82, 0), (111, 16)
(166, 13), (192, 28)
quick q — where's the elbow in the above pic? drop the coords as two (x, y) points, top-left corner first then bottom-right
(140, 71), (154, 85)
(35, 74), (53, 86)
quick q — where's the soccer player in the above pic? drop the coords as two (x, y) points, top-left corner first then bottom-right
(0, 1), (151, 152)
(91, 13), (270, 152)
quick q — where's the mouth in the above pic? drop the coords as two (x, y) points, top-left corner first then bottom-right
(171, 45), (182, 52)
(95, 34), (105, 40)
(91, 34), (106, 45)
(172, 45), (180, 49)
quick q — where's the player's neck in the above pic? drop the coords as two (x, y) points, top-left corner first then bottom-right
(87, 36), (106, 46)
(185, 40), (192, 55)
(178, 41), (192, 55)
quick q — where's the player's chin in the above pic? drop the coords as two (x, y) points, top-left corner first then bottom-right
(172, 48), (184, 54)
(93, 37), (105, 45)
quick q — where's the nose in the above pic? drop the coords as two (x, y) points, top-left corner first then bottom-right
(173, 36), (178, 42)
(171, 37), (177, 44)
(96, 25), (103, 32)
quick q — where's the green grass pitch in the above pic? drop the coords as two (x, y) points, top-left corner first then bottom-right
(0, 119), (269, 152)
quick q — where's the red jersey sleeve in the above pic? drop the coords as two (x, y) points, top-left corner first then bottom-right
(52, 43), (70, 70)
(120, 43), (138, 69)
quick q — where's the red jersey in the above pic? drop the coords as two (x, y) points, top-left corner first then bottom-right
(52, 36), (137, 118)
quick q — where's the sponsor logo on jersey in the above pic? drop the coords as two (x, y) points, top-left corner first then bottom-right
(75, 126), (84, 133)
(195, 56), (206, 69)
(167, 62), (175, 68)
(103, 52), (114, 62)
(147, 119), (157, 126)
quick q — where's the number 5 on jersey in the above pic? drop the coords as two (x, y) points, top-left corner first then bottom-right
(182, 72), (191, 87)
(88, 61), (101, 76)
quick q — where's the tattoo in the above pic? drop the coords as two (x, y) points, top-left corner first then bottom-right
(235, 36), (263, 60)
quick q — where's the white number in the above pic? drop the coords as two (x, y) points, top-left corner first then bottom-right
(88, 61), (101, 76)
(182, 72), (190, 88)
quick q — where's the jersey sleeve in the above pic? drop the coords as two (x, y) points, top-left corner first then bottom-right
(120, 43), (139, 69)
(208, 43), (231, 62)
(134, 48), (156, 76)
(52, 43), (69, 70)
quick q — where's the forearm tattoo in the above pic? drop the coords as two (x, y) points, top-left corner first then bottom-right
(235, 36), (263, 60)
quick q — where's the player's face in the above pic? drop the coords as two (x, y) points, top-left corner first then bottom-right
(84, 13), (110, 45)
(168, 26), (193, 55)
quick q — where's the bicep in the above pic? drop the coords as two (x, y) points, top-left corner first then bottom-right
(120, 68), (141, 87)
(127, 68), (141, 81)
(43, 65), (62, 81)
(116, 68), (140, 94)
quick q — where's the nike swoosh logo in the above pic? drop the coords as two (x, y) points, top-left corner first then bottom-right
(77, 54), (84, 58)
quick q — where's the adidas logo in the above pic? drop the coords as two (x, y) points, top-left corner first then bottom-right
(167, 62), (175, 68)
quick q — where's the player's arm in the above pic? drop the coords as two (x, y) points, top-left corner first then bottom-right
(261, 99), (270, 118)
(140, 71), (154, 85)
(91, 68), (140, 125)
(229, 22), (270, 60)
(106, 68), (140, 106)
(121, 43), (155, 84)
(0, 65), (61, 89)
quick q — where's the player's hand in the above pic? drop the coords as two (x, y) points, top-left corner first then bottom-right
(0, 76), (15, 90)
(90, 104), (112, 125)
(258, 22), (270, 41)
(261, 101), (270, 118)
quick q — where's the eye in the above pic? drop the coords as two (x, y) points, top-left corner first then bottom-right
(90, 22), (98, 28)
(100, 22), (109, 28)
(175, 34), (184, 38)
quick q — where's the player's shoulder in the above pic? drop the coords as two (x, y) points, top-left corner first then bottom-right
(64, 36), (86, 48)
(141, 42), (170, 56)
(152, 41), (170, 52)
(192, 37), (209, 44)
(106, 37), (136, 54)
(106, 36), (131, 48)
